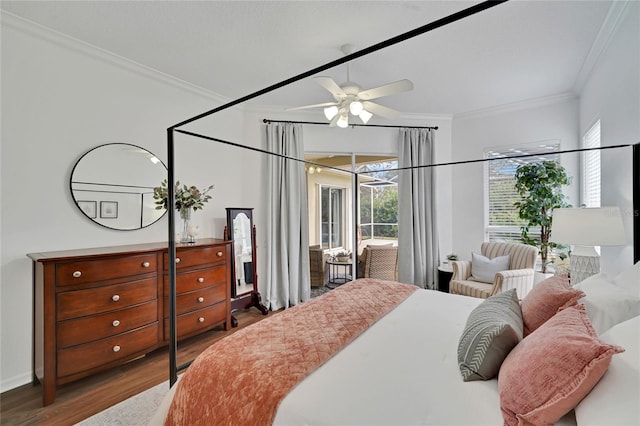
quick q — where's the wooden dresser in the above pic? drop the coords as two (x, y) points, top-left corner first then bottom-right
(27, 238), (231, 406)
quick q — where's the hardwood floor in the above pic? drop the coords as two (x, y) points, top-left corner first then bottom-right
(0, 309), (272, 426)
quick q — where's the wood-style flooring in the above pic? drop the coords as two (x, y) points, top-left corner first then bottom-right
(0, 309), (272, 426)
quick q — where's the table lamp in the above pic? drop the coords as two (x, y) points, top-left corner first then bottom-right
(551, 206), (626, 284)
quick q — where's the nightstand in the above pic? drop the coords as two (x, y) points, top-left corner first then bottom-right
(437, 264), (453, 293)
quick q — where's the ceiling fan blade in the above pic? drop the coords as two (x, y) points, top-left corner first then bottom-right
(328, 114), (340, 127)
(286, 102), (338, 111)
(358, 79), (413, 101)
(314, 76), (346, 99)
(362, 101), (401, 119)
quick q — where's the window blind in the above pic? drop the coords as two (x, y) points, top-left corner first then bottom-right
(485, 144), (560, 242)
(582, 121), (601, 208)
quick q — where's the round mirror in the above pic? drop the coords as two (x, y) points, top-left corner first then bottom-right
(70, 143), (167, 230)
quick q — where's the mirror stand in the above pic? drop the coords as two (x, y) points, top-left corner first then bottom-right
(225, 208), (268, 327)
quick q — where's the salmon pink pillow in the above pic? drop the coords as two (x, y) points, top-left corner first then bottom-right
(521, 274), (584, 335)
(498, 304), (624, 426)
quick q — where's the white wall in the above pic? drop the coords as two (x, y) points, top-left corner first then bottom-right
(451, 96), (581, 262)
(579, 1), (639, 273)
(0, 14), (247, 391)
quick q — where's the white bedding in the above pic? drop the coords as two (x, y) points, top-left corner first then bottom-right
(274, 289), (503, 425)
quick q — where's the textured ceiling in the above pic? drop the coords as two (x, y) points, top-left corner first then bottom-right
(1, 0), (616, 117)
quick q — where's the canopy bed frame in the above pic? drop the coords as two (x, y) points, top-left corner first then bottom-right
(162, 0), (640, 413)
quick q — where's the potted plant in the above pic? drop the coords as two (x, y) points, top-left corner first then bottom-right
(514, 161), (572, 273)
(333, 250), (352, 262)
(446, 253), (458, 262)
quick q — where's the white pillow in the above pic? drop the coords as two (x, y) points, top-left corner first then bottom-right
(613, 261), (640, 297)
(574, 316), (640, 426)
(574, 273), (640, 334)
(470, 252), (510, 283)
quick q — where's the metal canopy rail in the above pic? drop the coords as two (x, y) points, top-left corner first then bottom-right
(262, 119), (438, 131)
(164, 0), (509, 386)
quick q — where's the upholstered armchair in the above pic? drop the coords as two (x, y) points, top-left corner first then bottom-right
(360, 245), (398, 281)
(449, 242), (537, 299)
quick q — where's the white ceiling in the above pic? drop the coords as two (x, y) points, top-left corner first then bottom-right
(1, 0), (617, 117)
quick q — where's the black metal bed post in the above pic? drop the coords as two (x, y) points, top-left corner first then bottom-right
(352, 171), (359, 278)
(167, 128), (178, 387)
(633, 142), (640, 263)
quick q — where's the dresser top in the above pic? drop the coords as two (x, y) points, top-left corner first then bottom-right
(27, 238), (230, 262)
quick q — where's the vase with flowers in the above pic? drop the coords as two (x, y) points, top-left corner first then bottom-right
(153, 179), (214, 243)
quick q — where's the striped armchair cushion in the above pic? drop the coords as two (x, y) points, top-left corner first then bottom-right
(481, 242), (537, 270)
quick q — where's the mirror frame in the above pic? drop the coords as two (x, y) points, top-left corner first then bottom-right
(70, 143), (167, 231)
(226, 208), (257, 298)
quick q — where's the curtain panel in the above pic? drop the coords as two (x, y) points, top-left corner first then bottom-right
(265, 122), (311, 310)
(397, 128), (439, 289)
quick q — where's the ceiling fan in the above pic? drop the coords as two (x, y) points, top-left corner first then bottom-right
(288, 44), (413, 127)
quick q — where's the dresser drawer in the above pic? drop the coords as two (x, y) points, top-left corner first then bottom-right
(57, 301), (158, 349)
(163, 283), (226, 317)
(56, 254), (157, 286)
(163, 265), (226, 294)
(57, 323), (158, 378)
(57, 278), (157, 321)
(163, 302), (227, 340)
(163, 246), (226, 271)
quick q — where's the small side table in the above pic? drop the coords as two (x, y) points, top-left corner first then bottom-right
(326, 259), (353, 288)
(437, 264), (453, 293)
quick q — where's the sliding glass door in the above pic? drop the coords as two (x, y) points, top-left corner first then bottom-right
(320, 185), (344, 250)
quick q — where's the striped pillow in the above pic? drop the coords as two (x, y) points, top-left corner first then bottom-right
(458, 289), (523, 381)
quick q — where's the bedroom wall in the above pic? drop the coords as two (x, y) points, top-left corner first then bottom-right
(0, 14), (248, 392)
(450, 96), (581, 265)
(578, 1), (639, 273)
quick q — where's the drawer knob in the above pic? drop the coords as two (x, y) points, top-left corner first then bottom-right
(197, 277), (205, 283)
(216, 252), (223, 257)
(198, 317), (205, 323)
(175, 258), (181, 263)
(113, 345), (121, 352)
(112, 320), (120, 327)
(198, 297), (204, 303)
(142, 261), (150, 268)
(112, 294), (120, 302)
(72, 271), (82, 278)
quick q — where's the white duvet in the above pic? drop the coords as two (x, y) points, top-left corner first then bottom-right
(274, 289), (501, 425)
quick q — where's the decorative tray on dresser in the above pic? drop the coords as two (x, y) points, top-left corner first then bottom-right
(27, 238), (231, 406)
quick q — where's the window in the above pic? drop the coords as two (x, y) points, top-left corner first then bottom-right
(485, 143), (560, 242)
(320, 186), (345, 249)
(582, 120), (601, 207)
(357, 161), (398, 242)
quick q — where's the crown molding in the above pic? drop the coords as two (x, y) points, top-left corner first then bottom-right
(453, 92), (577, 121)
(573, 0), (633, 93)
(1, 11), (233, 106)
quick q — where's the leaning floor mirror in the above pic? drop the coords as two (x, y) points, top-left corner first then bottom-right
(225, 208), (268, 325)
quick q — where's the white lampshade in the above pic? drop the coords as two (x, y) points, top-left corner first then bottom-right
(552, 207), (626, 246)
(359, 109), (373, 124)
(349, 100), (364, 115)
(324, 106), (339, 120)
(552, 206), (626, 284)
(337, 114), (349, 128)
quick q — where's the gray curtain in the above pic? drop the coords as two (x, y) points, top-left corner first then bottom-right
(265, 122), (311, 310)
(397, 128), (439, 289)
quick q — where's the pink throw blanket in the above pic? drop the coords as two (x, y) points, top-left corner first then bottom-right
(164, 278), (417, 426)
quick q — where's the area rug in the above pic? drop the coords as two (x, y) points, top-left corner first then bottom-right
(75, 380), (171, 426)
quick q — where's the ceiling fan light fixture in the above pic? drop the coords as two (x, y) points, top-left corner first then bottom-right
(324, 106), (339, 120)
(337, 114), (349, 128)
(359, 109), (373, 124)
(349, 100), (363, 115)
